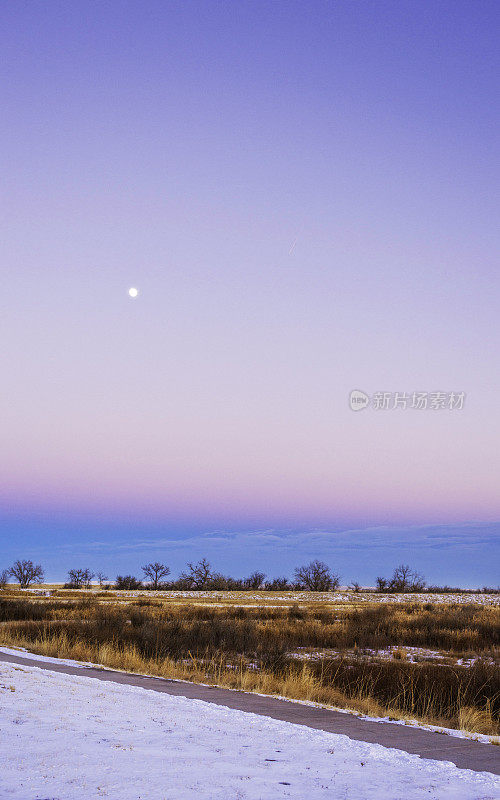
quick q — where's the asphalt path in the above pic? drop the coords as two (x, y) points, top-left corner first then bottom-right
(1, 650), (498, 775)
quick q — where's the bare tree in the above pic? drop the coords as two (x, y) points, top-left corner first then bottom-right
(376, 576), (388, 592)
(142, 562), (171, 590)
(67, 568), (95, 589)
(294, 560), (340, 592)
(0, 569), (9, 589)
(179, 558), (213, 590)
(96, 571), (108, 587)
(243, 571), (266, 590)
(349, 581), (362, 593)
(409, 568), (426, 592)
(207, 572), (232, 590)
(9, 560), (45, 588)
(67, 569), (84, 588)
(389, 564), (425, 593)
(81, 568), (95, 589)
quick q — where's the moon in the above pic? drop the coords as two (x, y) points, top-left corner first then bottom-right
(128, 287), (139, 298)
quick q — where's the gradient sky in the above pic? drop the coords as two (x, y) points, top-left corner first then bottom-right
(1, 1), (499, 585)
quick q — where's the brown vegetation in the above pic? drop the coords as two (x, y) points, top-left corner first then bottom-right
(0, 596), (498, 735)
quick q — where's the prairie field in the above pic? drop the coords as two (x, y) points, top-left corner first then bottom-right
(1, 589), (499, 737)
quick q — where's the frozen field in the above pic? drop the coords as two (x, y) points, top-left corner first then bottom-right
(1, 660), (499, 800)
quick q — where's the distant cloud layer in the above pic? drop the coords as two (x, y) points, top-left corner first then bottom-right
(5, 519), (498, 588)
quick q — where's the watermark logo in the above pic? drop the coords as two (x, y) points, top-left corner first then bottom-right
(349, 391), (466, 411)
(349, 390), (370, 411)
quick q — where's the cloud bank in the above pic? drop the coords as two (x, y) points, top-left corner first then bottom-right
(4, 519), (498, 588)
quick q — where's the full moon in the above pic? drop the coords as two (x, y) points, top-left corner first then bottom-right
(128, 287), (139, 298)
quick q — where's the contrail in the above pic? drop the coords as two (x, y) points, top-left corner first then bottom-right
(288, 238), (298, 254)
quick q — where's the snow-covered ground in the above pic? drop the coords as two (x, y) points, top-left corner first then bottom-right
(23, 587), (500, 605)
(1, 661), (499, 800)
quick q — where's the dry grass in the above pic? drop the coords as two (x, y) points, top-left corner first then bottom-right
(0, 626), (387, 719)
(0, 595), (498, 735)
(458, 705), (496, 735)
(2, 597), (499, 653)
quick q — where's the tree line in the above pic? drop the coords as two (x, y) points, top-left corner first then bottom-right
(65, 558), (342, 591)
(1, 557), (341, 591)
(2, 557), (498, 593)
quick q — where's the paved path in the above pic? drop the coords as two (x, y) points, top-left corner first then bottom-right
(1, 650), (499, 775)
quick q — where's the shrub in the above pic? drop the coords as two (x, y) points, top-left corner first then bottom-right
(115, 575), (143, 590)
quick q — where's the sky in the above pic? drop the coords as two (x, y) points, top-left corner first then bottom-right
(1, 1), (499, 586)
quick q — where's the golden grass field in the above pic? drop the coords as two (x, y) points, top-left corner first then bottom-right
(1, 587), (499, 739)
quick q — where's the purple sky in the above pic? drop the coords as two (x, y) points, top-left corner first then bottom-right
(1, 1), (499, 584)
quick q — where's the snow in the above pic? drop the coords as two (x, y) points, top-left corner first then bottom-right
(141, 591), (500, 606)
(1, 662), (499, 800)
(289, 645), (497, 669)
(2, 646), (498, 747)
(0, 645), (91, 668)
(33, 587), (500, 605)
